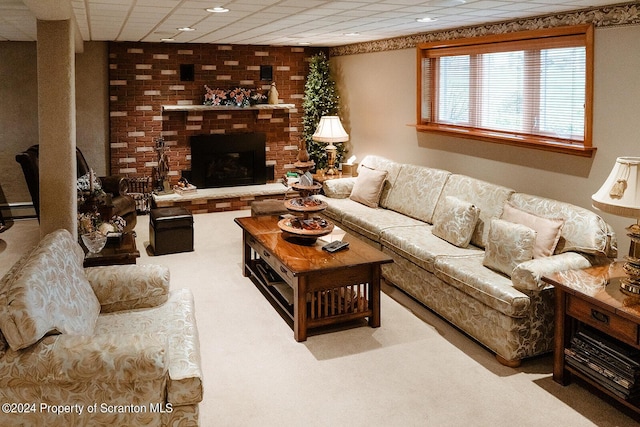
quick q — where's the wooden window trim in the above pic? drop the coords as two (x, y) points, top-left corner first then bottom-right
(416, 24), (595, 157)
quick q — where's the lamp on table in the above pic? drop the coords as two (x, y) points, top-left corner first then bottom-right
(592, 157), (640, 295)
(312, 116), (349, 175)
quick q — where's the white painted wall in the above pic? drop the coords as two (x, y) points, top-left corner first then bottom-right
(331, 25), (640, 254)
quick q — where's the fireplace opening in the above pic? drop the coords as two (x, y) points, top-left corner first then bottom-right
(190, 133), (267, 188)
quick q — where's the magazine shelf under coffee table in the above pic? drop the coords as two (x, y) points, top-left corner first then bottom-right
(235, 215), (392, 341)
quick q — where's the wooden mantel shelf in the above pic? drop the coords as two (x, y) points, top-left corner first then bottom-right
(162, 104), (296, 112)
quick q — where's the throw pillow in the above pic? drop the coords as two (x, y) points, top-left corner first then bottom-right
(483, 218), (536, 277)
(501, 202), (564, 258)
(432, 196), (480, 248)
(349, 166), (388, 208)
(0, 230), (100, 351)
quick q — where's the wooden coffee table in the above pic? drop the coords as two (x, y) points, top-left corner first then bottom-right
(235, 215), (393, 341)
(82, 232), (140, 267)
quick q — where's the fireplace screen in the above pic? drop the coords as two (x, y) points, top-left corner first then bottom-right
(190, 133), (267, 188)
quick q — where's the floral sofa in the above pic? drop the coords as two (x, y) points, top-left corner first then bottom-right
(318, 155), (617, 366)
(0, 229), (202, 426)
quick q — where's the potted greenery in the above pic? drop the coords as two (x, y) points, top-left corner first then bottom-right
(302, 52), (346, 171)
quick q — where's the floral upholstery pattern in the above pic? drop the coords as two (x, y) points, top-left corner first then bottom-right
(0, 230), (202, 426)
(380, 225), (482, 273)
(509, 192), (617, 258)
(483, 219), (536, 278)
(95, 288), (202, 406)
(0, 229), (100, 351)
(382, 248), (556, 362)
(434, 174), (515, 249)
(322, 177), (356, 199)
(85, 264), (170, 313)
(321, 155), (615, 364)
(435, 254), (531, 317)
(383, 164), (451, 223)
(511, 252), (593, 292)
(340, 201), (426, 242)
(432, 196), (480, 248)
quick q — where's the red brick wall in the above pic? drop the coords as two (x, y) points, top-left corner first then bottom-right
(108, 42), (325, 186)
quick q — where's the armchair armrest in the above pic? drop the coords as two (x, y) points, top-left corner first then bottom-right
(0, 333), (167, 386)
(322, 177), (356, 199)
(100, 175), (129, 197)
(511, 252), (592, 292)
(84, 264), (170, 313)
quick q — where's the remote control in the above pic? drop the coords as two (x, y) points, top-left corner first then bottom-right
(322, 240), (349, 253)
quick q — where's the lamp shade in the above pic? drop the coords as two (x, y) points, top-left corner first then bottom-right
(312, 116), (349, 143)
(592, 157), (640, 219)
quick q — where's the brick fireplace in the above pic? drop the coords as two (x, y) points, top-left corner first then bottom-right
(108, 42), (325, 187)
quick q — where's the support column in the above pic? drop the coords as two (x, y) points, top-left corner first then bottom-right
(36, 19), (77, 239)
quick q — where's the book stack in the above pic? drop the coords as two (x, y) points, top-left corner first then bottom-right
(565, 326), (640, 401)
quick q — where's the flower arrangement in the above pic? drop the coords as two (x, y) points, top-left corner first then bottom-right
(76, 170), (127, 237)
(203, 85), (266, 107)
(78, 212), (126, 236)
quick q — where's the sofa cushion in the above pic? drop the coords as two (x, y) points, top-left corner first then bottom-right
(342, 205), (427, 243)
(501, 202), (564, 258)
(433, 174), (515, 249)
(434, 255), (531, 317)
(349, 166), (388, 208)
(483, 219), (536, 277)
(95, 289), (203, 406)
(358, 155), (403, 208)
(380, 225), (483, 273)
(432, 196), (480, 248)
(0, 229), (100, 351)
(508, 192), (616, 257)
(383, 163), (451, 223)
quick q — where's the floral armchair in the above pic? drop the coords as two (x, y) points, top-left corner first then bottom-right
(0, 229), (202, 426)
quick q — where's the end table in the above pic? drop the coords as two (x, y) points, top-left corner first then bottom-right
(542, 262), (640, 415)
(82, 232), (140, 267)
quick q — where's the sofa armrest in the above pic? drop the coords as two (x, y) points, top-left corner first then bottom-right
(511, 252), (592, 292)
(322, 177), (356, 199)
(0, 333), (166, 385)
(84, 264), (170, 313)
(100, 175), (129, 197)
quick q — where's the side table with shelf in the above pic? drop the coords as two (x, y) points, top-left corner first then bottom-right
(82, 232), (140, 267)
(542, 262), (640, 415)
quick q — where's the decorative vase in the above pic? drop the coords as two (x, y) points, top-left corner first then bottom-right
(268, 82), (279, 105)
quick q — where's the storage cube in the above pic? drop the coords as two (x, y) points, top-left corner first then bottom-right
(149, 207), (194, 255)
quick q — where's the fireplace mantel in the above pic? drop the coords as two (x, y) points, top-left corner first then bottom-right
(162, 104), (296, 112)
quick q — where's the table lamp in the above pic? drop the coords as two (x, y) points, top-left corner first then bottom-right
(592, 157), (640, 295)
(312, 116), (349, 175)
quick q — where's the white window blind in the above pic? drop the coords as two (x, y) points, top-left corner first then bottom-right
(417, 25), (594, 156)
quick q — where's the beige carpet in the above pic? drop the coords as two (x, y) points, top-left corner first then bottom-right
(1, 212), (638, 426)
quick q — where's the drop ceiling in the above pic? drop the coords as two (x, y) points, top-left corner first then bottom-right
(0, 0), (632, 46)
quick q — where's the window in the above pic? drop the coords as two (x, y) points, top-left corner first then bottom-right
(417, 25), (594, 156)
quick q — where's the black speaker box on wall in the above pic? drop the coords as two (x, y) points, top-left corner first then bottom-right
(260, 65), (273, 81)
(180, 64), (195, 81)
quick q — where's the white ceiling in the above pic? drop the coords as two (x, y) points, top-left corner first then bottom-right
(0, 0), (631, 47)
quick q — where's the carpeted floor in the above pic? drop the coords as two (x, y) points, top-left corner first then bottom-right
(1, 212), (638, 426)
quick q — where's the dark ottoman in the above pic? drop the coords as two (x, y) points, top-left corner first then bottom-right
(149, 207), (194, 255)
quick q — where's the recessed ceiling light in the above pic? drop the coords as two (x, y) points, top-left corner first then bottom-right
(416, 17), (437, 23)
(344, 32), (360, 36)
(177, 27), (195, 32)
(161, 38), (175, 42)
(206, 7), (229, 13)
(298, 42), (311, 45)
